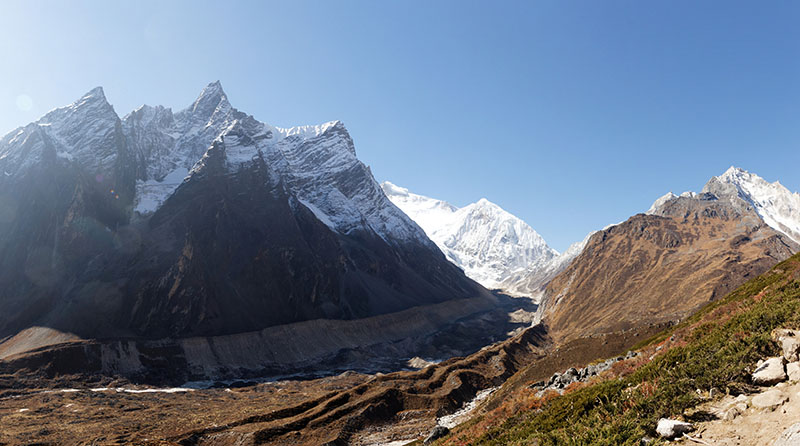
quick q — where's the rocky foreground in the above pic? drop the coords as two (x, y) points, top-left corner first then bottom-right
(647, 328), (800, 445)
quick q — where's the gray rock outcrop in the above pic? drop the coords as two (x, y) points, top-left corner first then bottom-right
(424, 426), (450, 444)
(751, 389), (789, 410)
(656, 419), (693, 440)
(773, 422), (800, 446)
(752, 357), (787, 386)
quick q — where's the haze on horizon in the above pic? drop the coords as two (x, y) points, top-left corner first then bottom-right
(1, 0), (798, 251)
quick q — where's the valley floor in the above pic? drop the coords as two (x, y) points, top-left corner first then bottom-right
(0, 373), (371, 445)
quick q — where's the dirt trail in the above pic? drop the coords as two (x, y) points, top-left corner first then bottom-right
(677, 380), (800, 445)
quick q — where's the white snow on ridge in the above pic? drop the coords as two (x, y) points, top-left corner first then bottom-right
(276, 121), (342, 141)
(646, 192), (677, 215)
(133, 167), (189, 214)
(120, 82), (432, 247)
(714, 166), (800, 245)
(646, 166), (800, 246)
(382, 182), (559, 294)
(0, 87), (120, 176)
(380, 182), (458, 234)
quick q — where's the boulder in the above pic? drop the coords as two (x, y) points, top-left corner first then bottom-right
(723, 406), (742, 421)
(783, 337), (800, 362)
(424, 426), (449, 444)
(752, 357), (787, 386)
(751, 389), (789, 410)
(789, 362), (800, 382)
(656, 419), (693, 440)
(717, 396), (749, 421)
(773, 422), (800, 446)
(772, 328), (796, 342)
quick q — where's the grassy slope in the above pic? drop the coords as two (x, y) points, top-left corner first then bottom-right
(445, 252), (800, 446)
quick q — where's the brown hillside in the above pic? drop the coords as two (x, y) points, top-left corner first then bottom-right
(538, 195), (798, 343)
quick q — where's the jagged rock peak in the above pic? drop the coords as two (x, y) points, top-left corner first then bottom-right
(45, 86), (116, 119)
(77, 86), (108, 104)
(707, 166), (800, 244)
(187, 80), (230, 117)
(648, 167), (800, 246)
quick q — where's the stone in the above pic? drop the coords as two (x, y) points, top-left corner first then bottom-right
(772, 328), (796, 343)
(656, 419), (694, 440)
(773, 422), (800, 446)
(783, 337), (800, 362)
(424, 426), (449, 444)
(752, 357), (787, 386)
(787, 362), (800, 382)
(751, 389), (789, 410)
(723, 402), (749, 421)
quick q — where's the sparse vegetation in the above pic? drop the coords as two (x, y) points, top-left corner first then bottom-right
(441, 254), (800, 446)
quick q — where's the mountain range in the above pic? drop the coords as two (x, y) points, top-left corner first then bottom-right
(384, 167), (800, 305)
(3, 84), (800, 446)
(381, 181), (559, 296)
(538, 166), (800, 342)
(0, 83), (496, 379)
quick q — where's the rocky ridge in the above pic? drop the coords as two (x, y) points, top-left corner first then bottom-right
(0, 83), (492, 379)
(382, 181), (567, 299)
(538, 177), (799, 342)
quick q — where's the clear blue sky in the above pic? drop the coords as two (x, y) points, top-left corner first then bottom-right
(2, 1), (798, 251)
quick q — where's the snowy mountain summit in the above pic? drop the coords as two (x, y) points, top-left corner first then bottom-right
(382, 182), (558, 294)
(0, 82), (490, 339)
(707, 167), (800, 245)
(647, 166), (800, 246)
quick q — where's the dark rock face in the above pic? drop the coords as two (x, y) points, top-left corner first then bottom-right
(424, 426), (450, 444)
(0, 85), (490, 345)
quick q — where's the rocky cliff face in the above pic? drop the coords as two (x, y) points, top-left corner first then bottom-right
(0, 83), (491, 344)
(537, 192), (798, 342)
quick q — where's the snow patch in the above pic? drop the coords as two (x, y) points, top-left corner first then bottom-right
(297, 198), (337, 230)
(437, 387), (497, 429)
(89, 387), (193, 394)
(646, 192), (677, 215)
(133, 167), (189, 214)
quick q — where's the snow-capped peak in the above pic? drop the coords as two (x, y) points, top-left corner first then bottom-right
(75, 86), (108, 105)
(382, 182), (558, 293)
(646, 192), (677, 215)
(705, 166), (800, 244)
(189, 81), (228, 114)
(646, 167), (800, 246)
(0, 86), (120, 177)
(381, 181), (459, 237)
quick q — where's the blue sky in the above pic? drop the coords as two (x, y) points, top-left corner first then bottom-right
(1, 1), (798, 251)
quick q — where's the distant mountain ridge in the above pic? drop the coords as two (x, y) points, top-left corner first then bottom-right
(648, 166), (800, 245)
(381, 181), (559, 296)
(540, 167), (800, 342)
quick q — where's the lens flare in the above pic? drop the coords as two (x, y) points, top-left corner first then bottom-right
(15, 94), (33, 111)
